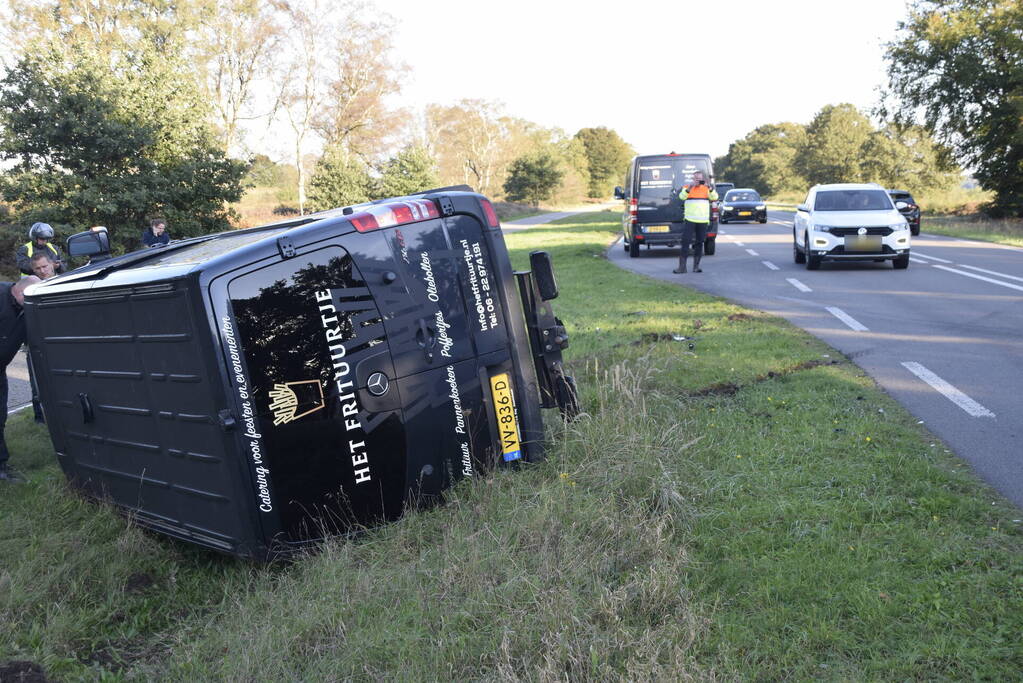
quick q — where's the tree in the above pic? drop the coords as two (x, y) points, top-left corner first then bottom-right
(861, 124), (957, 192)
(715, 122), (808, 196)
(375, 145), (438, 198)
(795, 104), (874, 185)
(426, 99), (505, 196)
(307, 145), (372, 211)
(883, 0), (1023, 216)
(0, 48), (245, 250)
(503, 150), (564, 208)
(574, 127), (634, 198)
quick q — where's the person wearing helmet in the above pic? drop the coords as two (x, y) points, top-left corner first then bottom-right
(673, 172), (718, 274)
(16, 223), (65, 276)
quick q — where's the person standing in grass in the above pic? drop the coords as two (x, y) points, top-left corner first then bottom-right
(142, 218), (170, 247)
(673, 172), (718, 274)
(0, 276), (41, 482)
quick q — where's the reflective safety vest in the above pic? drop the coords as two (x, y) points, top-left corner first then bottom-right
(678, 184), (719, 224)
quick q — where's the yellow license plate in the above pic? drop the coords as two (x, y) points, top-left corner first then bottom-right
(647, 225), (670, 233)
(490, 373), (522, 462)
(739, 211), (752, 216)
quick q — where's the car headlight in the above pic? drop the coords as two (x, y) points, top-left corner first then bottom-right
(722, 204), (732, 211)
(890, 223), (909, 231)
(755, 204), (766, 210)
(811, 225), (830, 233)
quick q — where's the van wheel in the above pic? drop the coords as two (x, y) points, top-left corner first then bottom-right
(893, 253), (910, 269)
(704, 237), (716, 255)
(806, 237), (821, 270)
(911, 225), (920, 236)
(793, 232), (806, 264)
(628, 239), (640, 258)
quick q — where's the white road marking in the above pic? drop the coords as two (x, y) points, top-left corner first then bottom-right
(901, 362), (995, 418)
(933, 265), (1023, 293)
(762, 261), (779, 271)
(911, 251), (953, 263)
(826, 306), (868, 331)
(786, 278), (811, 292)
(958, 264), (1023, 284)
(908, 257), (930, 264)
(718, 229), (726, 234)
(745, 248), (759, 256)
(771, 220), (791, 226)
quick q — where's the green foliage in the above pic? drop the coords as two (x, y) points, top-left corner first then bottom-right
(0, 48), (244, 252)
(715, 122), (808, 195)
(307, 145), (372, 211)
(374, 145), (438, 198)
(861, 124), (958, 190)
(795, 104), (874, 184)
(574, 126), (634, 198)
(884, 0), (1023, 216)
(502, 149), (565, 207)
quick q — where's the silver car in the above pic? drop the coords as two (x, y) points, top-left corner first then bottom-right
(793, 183), (911, 270)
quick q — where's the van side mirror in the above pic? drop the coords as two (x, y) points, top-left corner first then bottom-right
(529, 251), (558, 301)
(797, 203), (810, 212)
(613, 186), (624, 200)
(67, 228), (111, 261)
(895, 201), (908, 210)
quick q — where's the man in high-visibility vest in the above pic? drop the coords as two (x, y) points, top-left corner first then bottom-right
(673, 172), (718, 274)
(15, 223), (64, 276)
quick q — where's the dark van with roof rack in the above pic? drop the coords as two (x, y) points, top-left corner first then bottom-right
(614, 153), (719, 258)
(25, 188), (578, 560)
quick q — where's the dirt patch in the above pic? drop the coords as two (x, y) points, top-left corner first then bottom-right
(125, 571), (155, 594)
(692, 382), (741, 397)
(633, 333), (674, 345)
(727, 313), (753, 322)
(688, 358), (839, 397)
(0, 661), (54, 683)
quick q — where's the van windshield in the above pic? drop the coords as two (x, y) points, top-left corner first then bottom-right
(636, 158), (711, 203)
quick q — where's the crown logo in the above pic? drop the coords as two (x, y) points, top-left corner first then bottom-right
(268, 380), (325, 426)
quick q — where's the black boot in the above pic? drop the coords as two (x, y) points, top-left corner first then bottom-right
(693, 257), (702, 273)
(673, 259), (687, 274)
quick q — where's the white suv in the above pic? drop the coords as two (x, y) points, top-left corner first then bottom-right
(793, 183), (911, 270)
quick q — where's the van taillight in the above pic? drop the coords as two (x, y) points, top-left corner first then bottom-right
(629, 198), (638, 224)
(350, 199), (440, 232)
(480, 198), (500, 228)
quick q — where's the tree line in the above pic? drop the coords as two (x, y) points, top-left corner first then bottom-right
(714, 103), (958, 199)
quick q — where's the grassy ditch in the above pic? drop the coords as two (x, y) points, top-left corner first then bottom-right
(921, 214), (1023, 248)
(1, 212), (1021, 680)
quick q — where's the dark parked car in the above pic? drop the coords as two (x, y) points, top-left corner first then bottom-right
(714, 182), (735, 198)
(614, 153), (719, 257)
(26, 188), (578, 560)
(719, 188), (767, 224)
(887, 189), (921, 235)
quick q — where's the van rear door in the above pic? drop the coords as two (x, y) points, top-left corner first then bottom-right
(634, 156), (713, 224)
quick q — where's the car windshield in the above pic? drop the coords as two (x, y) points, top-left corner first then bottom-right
(814, 190), (893, 211)
(725, 191), (760, 202)
(890, 192), (914, 203)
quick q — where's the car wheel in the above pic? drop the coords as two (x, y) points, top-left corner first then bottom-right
(911, 225), (920, 236)
(893, 253), (910, 269)
(759, 217), (767, 224)
(793, 232), (806, 264)
(704, 237), (716, 255)
(805, 237), (821, 270)
(628, 239), (639, 258)
(720, 219), (727, 224)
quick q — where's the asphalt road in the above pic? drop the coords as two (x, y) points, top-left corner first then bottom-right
(607, 210), (1023, 509)
(6, 351), (34, 414)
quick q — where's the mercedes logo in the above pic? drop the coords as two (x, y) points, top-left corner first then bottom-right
(367, 372), (389, 397)
(857, 227), (867, 235)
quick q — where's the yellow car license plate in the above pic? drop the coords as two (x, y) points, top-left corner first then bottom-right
(646, 225), (670, 233)
(738, 211), (752, 216)
(490, 373), (522, 462)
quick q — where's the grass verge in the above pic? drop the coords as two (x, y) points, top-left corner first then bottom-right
(921, 214), (1023, 247)
(1, 212), (1021, 680)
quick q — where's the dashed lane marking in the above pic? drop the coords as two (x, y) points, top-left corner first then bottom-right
(958, 264), (1023, 284)
(826, 306), (868, 331)
(762, 261), (779, 271)
(901, 362), (995, 418)
(911, 251), (953, 263)
(908, 257), (930, 264)
(786, 278), (811, 292)
(933, 265), (1023, 293)
(745, 248), (759, 256)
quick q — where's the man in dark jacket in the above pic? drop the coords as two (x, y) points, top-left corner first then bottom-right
(0, 276), (41, 482)
(142, 218), (171, 247)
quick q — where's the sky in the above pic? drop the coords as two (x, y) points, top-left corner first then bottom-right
(371, 0), (910, 159)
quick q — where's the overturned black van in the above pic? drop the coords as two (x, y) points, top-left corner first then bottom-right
(24, 188), (577, 560)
